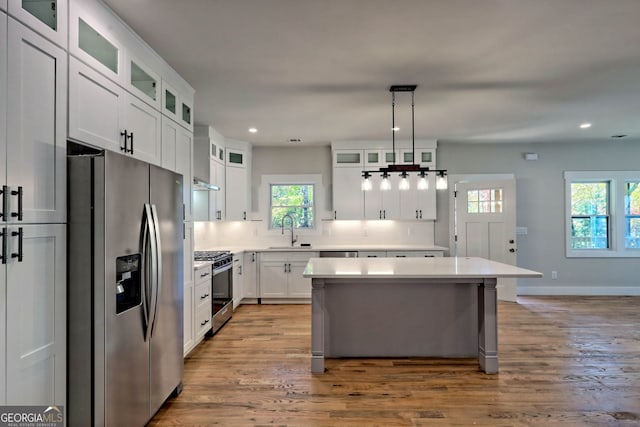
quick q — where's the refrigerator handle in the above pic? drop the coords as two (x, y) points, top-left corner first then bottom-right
(149, 204), (163, 337)
(142, 204), (157, 342)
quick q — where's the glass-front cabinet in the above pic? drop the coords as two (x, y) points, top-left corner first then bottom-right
(70, 2), (124, 84)
(129, 55), (160, 109)
(8, 0), (67, 48)
(162, 80), (179, 122)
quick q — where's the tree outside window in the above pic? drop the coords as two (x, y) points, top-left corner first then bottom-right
(625, 182), (640, 248)
(270, 184), (315, 229)
(570, 182), (609, 249)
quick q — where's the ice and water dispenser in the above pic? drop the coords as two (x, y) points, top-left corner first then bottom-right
(115, 254), (142, 314)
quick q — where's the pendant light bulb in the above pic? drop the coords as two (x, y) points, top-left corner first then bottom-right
(380, 173), (391, 191)
(361, 176), (372, 191)
(399, 172), (410, 191)
(417, 173), (429, 190)
(436, 172), (448, 190)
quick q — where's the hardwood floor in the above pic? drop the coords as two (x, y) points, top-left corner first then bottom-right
(150, 297), (640, 426)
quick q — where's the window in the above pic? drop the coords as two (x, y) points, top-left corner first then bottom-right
(625, 182), (640, 249)
(270, 184), (315, 229)
(565, 171), (640, 257)
(467, 188), (503, 214)
(570, 182), (609, 249)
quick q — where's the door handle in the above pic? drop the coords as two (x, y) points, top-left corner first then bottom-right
(419, 210), (422, 219)
(149, 204), (162, 337)
(11, 227), (23, 262)
(416, 210), (419, 219)
(11, 186), (23, 221)
(129, 132), (134, 154)
(120, 130), (129, 152)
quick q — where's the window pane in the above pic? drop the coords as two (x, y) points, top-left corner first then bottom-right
(467, 190), (478, 202)
(270, 184), (314, 229)
(571, 216), (609, 249)
(421, 152), (432, 163)
(625, 182), (640, 248)
(467, 202), (478, 214)
(229, 152), (243, 165)
(403, 152), (413, 163)
(367, 152), (379, 163)
(571, 182), (608, 215)
(182, 103), (191, 124)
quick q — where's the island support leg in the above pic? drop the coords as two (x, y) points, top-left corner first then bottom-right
(311, 279), (325, 373)
(478, 278), (498, 374)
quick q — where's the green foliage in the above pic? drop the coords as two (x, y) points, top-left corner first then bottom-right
(270, 184), (314, 229)
(570, 182), (608, 249)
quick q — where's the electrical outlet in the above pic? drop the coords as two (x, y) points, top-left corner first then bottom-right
(551, 271), (558, 280)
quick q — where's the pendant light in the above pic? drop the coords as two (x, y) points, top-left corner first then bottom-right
(361, 85), (447, 192)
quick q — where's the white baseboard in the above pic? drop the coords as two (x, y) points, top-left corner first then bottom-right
(519, 286), (640, 296)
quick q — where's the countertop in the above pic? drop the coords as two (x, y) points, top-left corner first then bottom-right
(303, 257), (543, 279)
(201, 244), (449, 254)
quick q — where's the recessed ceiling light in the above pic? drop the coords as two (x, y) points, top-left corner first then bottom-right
(579, 123), (592, 129)
(248, 127), (258, 133)
(611, 134), (627, 139)
(392, 127), (400, 132)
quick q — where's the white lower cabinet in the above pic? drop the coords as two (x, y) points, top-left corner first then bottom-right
(259, 252), (318, 300)
(361, 250), (444, 258)
(195, 272), (212, 340)
(3, 224), (66, 405)
(182, 280), (194, 356)
(242, 251), (258, 300)
(185, 264), (211, 356)
(232, 253), (243, 308)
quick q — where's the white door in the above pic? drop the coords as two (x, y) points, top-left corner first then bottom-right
(6, 224), (66, 405)
(287, 261), (311, 298)
(454, 178), (517, 301)
(259, 262), (287, 298)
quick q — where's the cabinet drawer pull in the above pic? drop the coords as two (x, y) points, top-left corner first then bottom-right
(200, 271), (210, 278)
(200, 319), (209, 326)
(120, 130), (128, 152)
(200, 293), (209, 299)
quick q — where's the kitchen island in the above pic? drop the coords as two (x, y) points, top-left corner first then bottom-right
(303, 257), (542, 374)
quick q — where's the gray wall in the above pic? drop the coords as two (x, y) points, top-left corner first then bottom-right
(436, 140), (640, 294)
(251, 146), (333, 213)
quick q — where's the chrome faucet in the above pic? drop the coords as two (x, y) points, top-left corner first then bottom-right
(281, 214), (298, 247)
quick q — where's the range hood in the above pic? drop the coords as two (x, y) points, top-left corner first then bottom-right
(193, 177), (220, 191)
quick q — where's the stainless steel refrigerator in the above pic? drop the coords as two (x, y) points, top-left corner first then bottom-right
(67, 150), (184, 426)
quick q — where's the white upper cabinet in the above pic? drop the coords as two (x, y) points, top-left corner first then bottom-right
(161, 116), (193, 220)
(225, 143), (250, 221)
(8, 0), (67, 48)
(124, 91), (161, 165)
(69, 0), (124, 85)
(333, 149), (363, 168)
(161, 80), (179, 122)
(128, 55), (161, 110)
(400, 147), (436, 167)
(399, 172), (437, 220)
(6, 17), (67, 224)
(69, 57), (161, 166)
(332, 167), (364, 220)
(68, 57), (125, 152)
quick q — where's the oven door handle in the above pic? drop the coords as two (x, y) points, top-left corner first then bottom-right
(212, 262), (232, 275)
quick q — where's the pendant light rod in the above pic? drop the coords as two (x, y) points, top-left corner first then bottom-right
(411, 90), (415, 165)
(391, 91), (396, 165)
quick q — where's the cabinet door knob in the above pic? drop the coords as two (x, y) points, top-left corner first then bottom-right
(509, 248), (517, 253)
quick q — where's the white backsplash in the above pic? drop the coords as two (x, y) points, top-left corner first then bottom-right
(194, 220), (436, 250)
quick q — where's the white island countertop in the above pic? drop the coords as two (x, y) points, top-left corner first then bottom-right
(303, 256), (543, 279)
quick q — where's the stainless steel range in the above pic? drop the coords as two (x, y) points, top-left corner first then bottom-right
(194, 251), (233, 334)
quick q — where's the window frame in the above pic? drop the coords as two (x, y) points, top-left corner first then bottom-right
(261, 174), (324, 236)
(565, 171), (640, 258)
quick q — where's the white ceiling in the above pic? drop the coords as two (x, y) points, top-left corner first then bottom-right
(103, 0), (640, 146)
